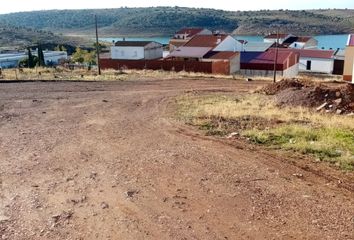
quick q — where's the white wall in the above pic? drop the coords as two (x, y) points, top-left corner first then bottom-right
(213, 36), (243, 52)
(174, 29), (212, 39)
(43, 52), (68, 65)
(289, 42), (305, 49)
(289, 39), (318, 49)
(0, 51), (67, 68)
(144, 42), (163, 59)
(111, 46), (145, 60)
(240, 64), (299, 78)
(0, 53), (25, 68)
(230, 55), (240, 74)
(144, 48), (163, 60)
(299, 57), (334, 74)
(283, 63), (299, 78)
(240, 69), (285, 77)
(0, 59), (19, 68)
(264, 38), (286, 44)
(352, 59), (354, 83)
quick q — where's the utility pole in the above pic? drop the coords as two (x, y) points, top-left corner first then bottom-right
(95, 15), (101, 75)
(273, 27), (279, 83)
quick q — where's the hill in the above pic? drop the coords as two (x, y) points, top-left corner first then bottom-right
(0, 23), (93, 52)
(0, 7), (353, 38)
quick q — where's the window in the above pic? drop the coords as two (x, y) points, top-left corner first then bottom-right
(306, 60), (311, 70)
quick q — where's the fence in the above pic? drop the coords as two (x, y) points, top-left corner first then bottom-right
(100, 59), (231, 75)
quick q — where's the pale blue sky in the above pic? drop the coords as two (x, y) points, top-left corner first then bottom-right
(0, 0), (353, 14)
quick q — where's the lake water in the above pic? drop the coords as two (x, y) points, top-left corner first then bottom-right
(102, 34), (349, 50)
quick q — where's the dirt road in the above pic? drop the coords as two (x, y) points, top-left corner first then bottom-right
(0, 79), (353, 239)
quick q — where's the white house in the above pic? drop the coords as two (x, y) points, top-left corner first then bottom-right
(111, 41), (163, 60)
(167, 34), (242, 74)
(167, 34), (243, 62)
(277, 49), (334, 74)
(264, 34), (294, 44)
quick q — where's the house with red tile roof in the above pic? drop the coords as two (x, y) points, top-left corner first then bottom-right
(168, 34), (243, 59)
(174, 28), (212, 39)
(183, 34), (243, 51)
(169, 28), (212, 51)
(343, 34), (354, 82)
(167, 34), (243, 74)
(277, 48), (334, 73)
(240, 49), (299, 78)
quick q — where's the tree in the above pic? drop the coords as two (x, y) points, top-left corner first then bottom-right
(71, 47), (85, 63)
(84, 50), (96, 65)
(27, 47), (35, 68)
(71, 47), (96, 65)
(54, 45), (67, 52)
(60, 45), (67, 52)
(18, 56), (39, 68)
(37, 45), (45, 67)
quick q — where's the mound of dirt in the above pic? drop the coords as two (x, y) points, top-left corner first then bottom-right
(259, 79), (306, 95)
(262, 80), (354, 114)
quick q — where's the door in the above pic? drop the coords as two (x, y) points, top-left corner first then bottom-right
(306, 60), (311, 70)
(333, 60), (344, 75)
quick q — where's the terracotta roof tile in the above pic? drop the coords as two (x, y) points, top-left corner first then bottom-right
(175, 28), (205, 37)
(275, 48), (334, 59)
(184, 35), (228, 48)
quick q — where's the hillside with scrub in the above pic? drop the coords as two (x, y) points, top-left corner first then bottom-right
(0, 7), (353, 38)
(0, 23), (93, 51)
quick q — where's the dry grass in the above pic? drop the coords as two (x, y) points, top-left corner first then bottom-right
(176, 94), (354, 170)
(298, 72), (344, 83)
(0, 67), (242, 81)
(177, 94), (354, 129)
(1, 67), (345, 83)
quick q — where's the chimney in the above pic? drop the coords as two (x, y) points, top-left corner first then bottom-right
(216, 36), (222, 44)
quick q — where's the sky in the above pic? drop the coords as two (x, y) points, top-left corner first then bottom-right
(0, 0), (353, 14)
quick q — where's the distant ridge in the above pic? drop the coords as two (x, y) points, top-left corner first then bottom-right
(0, 7), (353, 38)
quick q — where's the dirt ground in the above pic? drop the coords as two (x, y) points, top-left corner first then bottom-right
(0, 78), (353, 240)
